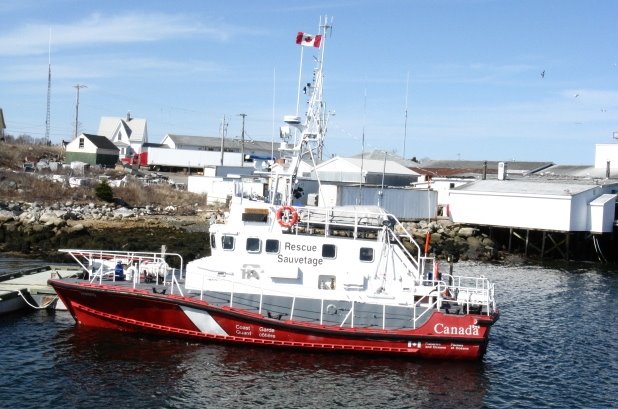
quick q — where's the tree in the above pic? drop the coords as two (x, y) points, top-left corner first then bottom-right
(95, 180), (114, 202)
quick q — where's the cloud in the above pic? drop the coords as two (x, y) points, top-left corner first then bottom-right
(0, 12), (250, 56)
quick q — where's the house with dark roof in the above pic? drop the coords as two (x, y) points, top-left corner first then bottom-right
(65, 133), (119, 167)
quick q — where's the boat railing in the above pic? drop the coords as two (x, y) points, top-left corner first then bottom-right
(295, 206), (389, 234)
(295, 206), (424, 277)
(59, 249), (184, 290)
(168, 271), (184, 297)
(193, 268), (495, 330)
(437, 273), (496, 315)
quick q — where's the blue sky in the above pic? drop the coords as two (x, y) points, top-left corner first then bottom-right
(1, 0), (617, 165)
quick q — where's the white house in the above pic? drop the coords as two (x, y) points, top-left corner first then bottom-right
(97, 113), (148, 157)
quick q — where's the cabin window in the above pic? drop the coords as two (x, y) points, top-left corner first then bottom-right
(265, 239), (280, 254)
(318, 274), (336, 290)
(322, 244), (336, 259)
(79, 138), (84, 149)
(246, 237), (261, 253)
(210, 233), (216, 249)
(221, 235), (235, 250)
(359, 247), (374, 262)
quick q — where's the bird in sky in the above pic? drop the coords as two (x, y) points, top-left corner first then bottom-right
(540, 70), (545, 79)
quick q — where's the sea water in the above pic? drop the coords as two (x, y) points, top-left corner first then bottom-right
(0, 256), (616, 408)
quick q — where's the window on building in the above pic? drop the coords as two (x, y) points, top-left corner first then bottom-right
(265, 239), (280, 253)
(79, 138), (84, 149)
(246, 237), (261, 253)
(322, 244), (336, 259)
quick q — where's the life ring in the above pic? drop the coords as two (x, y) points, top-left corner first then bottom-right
(326, 304), (338, 315)
(276, 205), (299, 228)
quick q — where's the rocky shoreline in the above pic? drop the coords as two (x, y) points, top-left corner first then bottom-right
(0, 201), (213, 266)
(0, 201), (513, 266)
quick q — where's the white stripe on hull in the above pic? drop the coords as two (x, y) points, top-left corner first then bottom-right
(181, 306), (228, 335)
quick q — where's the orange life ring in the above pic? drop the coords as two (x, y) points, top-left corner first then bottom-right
(276, 205), (298, 228)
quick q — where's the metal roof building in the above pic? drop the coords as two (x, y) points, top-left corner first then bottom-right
(161, 134), (278, 159)
(448, 178), (618, 233)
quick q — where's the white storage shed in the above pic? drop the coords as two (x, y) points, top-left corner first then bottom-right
(448, 179), (618, 233)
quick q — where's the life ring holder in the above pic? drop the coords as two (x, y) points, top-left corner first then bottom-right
(276, 205), (299, 228)
(326, 304), (338, 315)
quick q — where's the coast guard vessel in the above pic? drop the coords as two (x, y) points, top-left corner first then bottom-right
(49, 18), (499, 360)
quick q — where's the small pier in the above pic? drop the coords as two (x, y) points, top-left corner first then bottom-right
(0, 265), (81, 315)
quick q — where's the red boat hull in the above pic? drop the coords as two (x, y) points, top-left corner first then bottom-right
(50, 280), (498, 360)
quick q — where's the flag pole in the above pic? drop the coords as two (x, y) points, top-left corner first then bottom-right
(295, 45), (304, 117)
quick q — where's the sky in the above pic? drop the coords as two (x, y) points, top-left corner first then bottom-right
(1, 0), (617, 165)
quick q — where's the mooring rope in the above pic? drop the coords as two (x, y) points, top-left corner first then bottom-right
(17, 290), (58, 310)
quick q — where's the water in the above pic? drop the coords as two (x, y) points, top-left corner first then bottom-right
(1, 256), (616, 409)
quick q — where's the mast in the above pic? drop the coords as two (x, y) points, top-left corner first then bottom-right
(403, 71), (409, 159)
(277, 16), (333, 206)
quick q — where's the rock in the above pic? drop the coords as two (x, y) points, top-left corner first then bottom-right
(436, 219), (454, 229)
(68, 224), (85, 233)
(0, 209), (15, 223)
(466, 236), (482, 249)
(458, 227), (477, 238)
(31, 224), (47, 232)
(113, 207), (134, 218)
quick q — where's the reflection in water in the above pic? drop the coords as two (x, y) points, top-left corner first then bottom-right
(170, 346), (487, 408)
(50, 327), (488, 409)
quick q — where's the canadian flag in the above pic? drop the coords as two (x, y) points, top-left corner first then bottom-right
(296, 32), (322, 48)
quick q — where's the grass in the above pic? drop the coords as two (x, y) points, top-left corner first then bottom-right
(0, 142), (208, 211)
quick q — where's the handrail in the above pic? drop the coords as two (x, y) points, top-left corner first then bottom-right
(192, 268), (498, 330)
(59, 249), (184, 289)
(170, 271), (184, 296)
(293, 207), (426, 279)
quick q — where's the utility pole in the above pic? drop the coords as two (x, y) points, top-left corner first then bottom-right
(219, 115), (228, 166)
(45, 28), (52, 145)
(238, 113), (247, 167)
(73, 84), (87, 139)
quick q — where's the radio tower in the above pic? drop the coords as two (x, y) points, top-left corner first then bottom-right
(45, 28), (51, 145)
